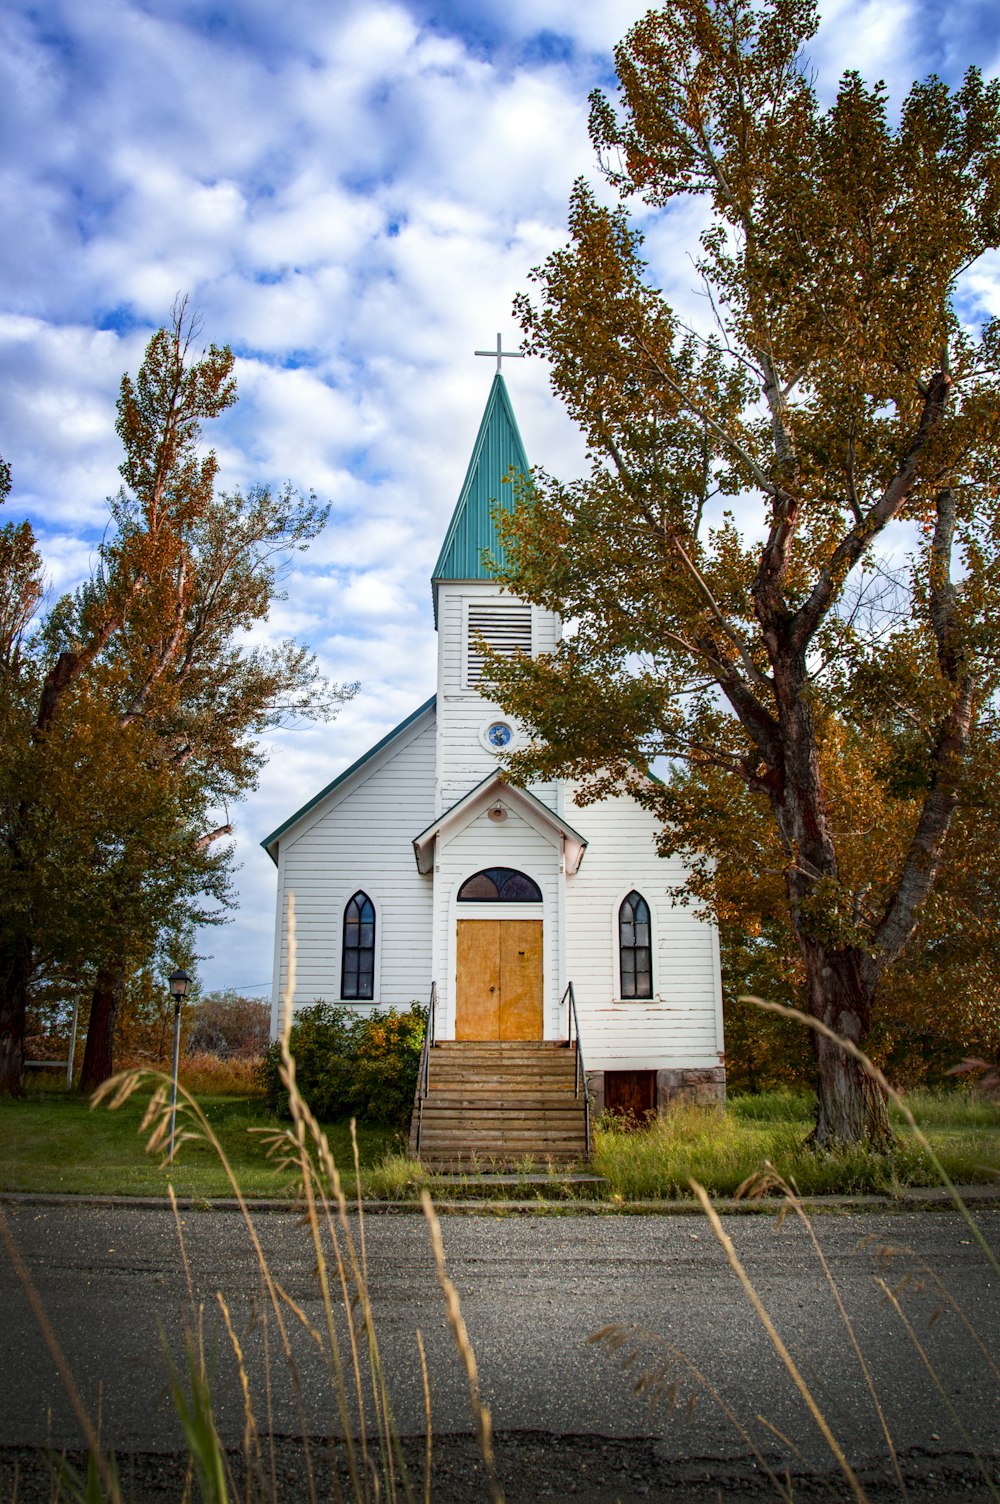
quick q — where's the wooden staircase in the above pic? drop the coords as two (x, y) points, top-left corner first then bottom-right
(409, 1041), (589, 1169)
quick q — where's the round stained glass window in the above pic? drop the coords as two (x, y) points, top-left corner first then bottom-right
(487, 721), (512, 749)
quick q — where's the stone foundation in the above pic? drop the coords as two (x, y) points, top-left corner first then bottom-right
(586, 1071), (605, 1118)
(586, 1066), (727, 1118)
(656, 1066), (726, 1108)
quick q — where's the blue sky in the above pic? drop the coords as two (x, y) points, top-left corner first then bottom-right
(2, 0), (999, 999)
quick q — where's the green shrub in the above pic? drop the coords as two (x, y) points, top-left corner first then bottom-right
(261, 1002), (426, 1130)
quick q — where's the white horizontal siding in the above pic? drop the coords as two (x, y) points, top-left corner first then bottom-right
(564, 786), (724, 1071)
(268, 565), (723, 1075)
(271, 714), (437, 1025)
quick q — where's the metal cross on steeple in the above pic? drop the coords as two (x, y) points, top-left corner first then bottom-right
(474, 333), (525, 375)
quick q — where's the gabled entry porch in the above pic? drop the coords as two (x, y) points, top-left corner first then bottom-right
(410, 773), (591, 1163)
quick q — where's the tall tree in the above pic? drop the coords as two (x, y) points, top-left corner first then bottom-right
(488, 0), (1000, 1147)
(0, 306), (353, 1093)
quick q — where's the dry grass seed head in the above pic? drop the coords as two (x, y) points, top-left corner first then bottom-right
(90, 1069), (145, 1112)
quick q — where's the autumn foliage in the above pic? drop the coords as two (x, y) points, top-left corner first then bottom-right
(0, 304), (352, 1094)
(488, 0), (1000, 1144)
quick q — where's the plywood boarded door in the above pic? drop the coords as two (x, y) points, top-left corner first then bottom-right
(498, 920), (543, 1039)
(604, 1069), (657, 1121)
(456, 920), (500, 1039)
(456, 920), (543, 1040)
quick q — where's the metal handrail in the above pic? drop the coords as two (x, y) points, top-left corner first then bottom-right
(414, 980), (437, 1157)
(561, 980), (591, 1157)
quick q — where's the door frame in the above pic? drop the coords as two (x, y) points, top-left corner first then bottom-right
(448, 902), (545, 1040)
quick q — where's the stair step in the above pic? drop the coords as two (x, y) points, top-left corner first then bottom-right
(428, 1091), (577, 1100)
(420, 1107), (586, 1120)
(430, 1072), (575, 1079)
(430, 1050), (575, 1062)
(433, 1041), (569, 1049)
(422, 1098), (581, 1111)
(428, 1092), (576, 1100)
(430, 1064), (576, 1076)
(425, 1107), (578, 1116)
(420, 1124), (586, 1135)
(412, 1039), (589, 1165)
(421, 1134), (586, 1142)
(427, 1080), (576, 1093)
(430, 1054), (576, 1064)
(420, 1155), (584, 1170)
(419, 1143), (586, 1156)
(429, 1066), (576, 1076)
(419, 1143), (586, 1155)
(419, 1123), (586, 1136)
(418, 1131), (586, 1137)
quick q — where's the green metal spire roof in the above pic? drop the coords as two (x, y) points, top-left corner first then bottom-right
(432, 373), (530, 592)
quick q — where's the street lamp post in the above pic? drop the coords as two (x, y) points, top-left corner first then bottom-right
(167, 969), (193, 1162)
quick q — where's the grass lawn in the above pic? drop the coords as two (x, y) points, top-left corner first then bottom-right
(354, 1088), (1000, 1202)
(591, 1089), (1000, 1200)
(0, 1083), (401, 1199)
(2, 1082), (997, 1202)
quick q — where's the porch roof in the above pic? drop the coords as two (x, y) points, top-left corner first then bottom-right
(412, 771), (587, 876)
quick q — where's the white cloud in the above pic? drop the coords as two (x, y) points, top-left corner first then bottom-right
(0, 0), (990, 993)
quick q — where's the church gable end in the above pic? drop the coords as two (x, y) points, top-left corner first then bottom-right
(268, 356), (725, 1147)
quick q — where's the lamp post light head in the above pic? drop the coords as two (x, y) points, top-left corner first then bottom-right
(168, 968), (193, 1002)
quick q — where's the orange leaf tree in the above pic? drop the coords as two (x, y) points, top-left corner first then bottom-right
(489, 0), (1000, 1147)
(0, 305), (353, 1093)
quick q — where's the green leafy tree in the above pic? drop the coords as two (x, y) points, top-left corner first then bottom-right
(488, 0), (1000, 1147)
(0, 305), (354, 1093)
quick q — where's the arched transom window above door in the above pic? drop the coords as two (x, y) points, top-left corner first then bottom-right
(458, 867), (542, 902)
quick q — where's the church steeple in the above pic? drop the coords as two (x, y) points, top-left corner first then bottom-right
(431, 373), (531, 617)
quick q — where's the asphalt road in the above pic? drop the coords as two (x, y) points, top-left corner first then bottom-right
(0, 1201), (997, 1492)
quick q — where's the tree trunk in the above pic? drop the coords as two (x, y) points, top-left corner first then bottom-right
(800, 940), (893, 1151)
(79, 962), (126, 1092)
(0, 935), (33, 1096)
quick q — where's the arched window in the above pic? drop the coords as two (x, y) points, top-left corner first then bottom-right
(619, 891), (652, 999)
(458, 867), (542, 903)
(342, 891), (375, 1000)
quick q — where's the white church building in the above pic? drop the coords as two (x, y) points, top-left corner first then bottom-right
(264, 367), (725, 1162)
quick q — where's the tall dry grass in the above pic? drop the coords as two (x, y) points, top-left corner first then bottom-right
(2, 896), (502, 1504)
(112, 1048), (264, 1097)
(594, 1000), (1000, 1502)
(592, 1082), (1000, 1201)
(4, 969), (997, 1501)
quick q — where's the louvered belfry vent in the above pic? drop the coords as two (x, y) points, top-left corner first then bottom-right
(467, 603), (532, 686)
